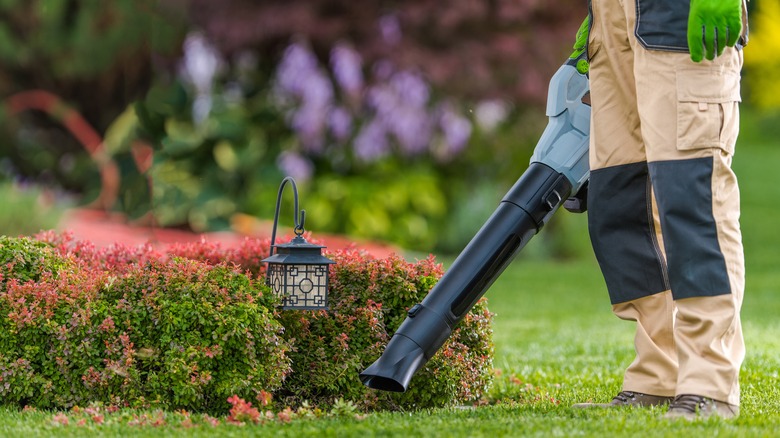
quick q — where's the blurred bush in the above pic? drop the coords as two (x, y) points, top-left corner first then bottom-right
(108, 69), (293, 229)
(0, 0), (185, 195)
(0, 182), (68, 237)
(110, 38), (553, 252)
(185, 0), (584, 105)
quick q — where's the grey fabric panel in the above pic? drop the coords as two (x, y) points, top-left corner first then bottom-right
(588, 162), (670, 304)
(635, 0), (689, 52)
(648, 158), (731, 299)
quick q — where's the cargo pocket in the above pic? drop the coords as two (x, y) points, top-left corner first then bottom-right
(676, 68), (741, 155)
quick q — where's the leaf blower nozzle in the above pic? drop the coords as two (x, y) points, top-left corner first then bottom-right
(360, 299), (453, 391)
(359, 336), (423, 392)
(361, 59), (591, 392)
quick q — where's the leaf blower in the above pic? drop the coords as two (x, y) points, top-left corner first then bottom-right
(359, 56), (591, 392)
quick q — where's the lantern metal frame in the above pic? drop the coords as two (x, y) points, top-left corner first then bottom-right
(262, 177), (335, 310)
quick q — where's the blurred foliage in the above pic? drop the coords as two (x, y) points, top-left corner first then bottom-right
(743, 0), (780, 109)
(0, 0), (185, 194)
(103, 33), (549, 252)
(0, 182), (68, 237)
(304, 166), (448, 251)
(106, 59), (509, 251)
(106, 75), (292, 230)
(186, 0), (585, 105)
(0, 1), (178, 79)
(1, 0), (596, 255)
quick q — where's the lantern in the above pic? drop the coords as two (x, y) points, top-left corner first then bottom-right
(262, 177), (335, 310)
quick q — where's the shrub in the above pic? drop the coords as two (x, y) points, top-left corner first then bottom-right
(0, 233), (494, 412)
(0, 235), (71, 287)
(321, 251), (493, 410)
(0, 235), (290, 413)
(208, 245), (495, 410)
(166, 236), (272, 279)
(94, 258), (290, 412)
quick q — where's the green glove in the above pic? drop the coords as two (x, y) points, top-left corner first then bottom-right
(570, 16), (590, 74)
(688, 0), (742, 62)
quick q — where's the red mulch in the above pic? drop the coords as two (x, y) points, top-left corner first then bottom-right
(57, 208), (399, 259)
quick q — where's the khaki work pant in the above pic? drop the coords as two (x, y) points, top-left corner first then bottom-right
(587, 0), (745, 405)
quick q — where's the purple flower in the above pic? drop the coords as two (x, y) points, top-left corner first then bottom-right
(277, 151), (314, 182)
(328, 106), (353, 142)
(180, 32), (222, 93)
(330, 43), (364, 98)
(390, 71), (429, 109)
(179, 32), (223, 124)
(365, 71), (434, 155)
(354, 120), (389, 162)
(475, 99), (510, 133)
(305, 72), (335, 108)
(275, 43), (320, 96)
(438, 104), (472, 157)
(388, 107), (433, 155)
(291, 104), (327, 153)
(379, 15), (402, 45)
(366, 84), (397, 117)
(275, 43), (335, 153)
(271, 41), (471, 166)
(372, 60), (395, 82)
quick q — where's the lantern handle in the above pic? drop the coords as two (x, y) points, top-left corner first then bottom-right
(269, 176), (306, 257)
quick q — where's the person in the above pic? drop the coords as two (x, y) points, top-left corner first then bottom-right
(570, 0), (749, 420)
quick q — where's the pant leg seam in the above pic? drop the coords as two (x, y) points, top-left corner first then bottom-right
(646, 175), (671, 290)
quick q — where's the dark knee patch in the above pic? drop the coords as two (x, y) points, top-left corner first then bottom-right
(588, 162), (669, 304)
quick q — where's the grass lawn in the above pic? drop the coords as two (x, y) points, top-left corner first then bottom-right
(2, 128), (779, 436)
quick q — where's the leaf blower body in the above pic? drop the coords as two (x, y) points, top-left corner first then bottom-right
(359, 60), (591, 392)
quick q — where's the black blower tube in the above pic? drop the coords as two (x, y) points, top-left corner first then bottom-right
(359, 162), (572, 392)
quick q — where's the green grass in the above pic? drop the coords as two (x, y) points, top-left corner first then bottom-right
(2, 131), (780, 436)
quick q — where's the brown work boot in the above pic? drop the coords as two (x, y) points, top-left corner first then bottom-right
(664, 394), (739, 420)
(573, 391), (673, 408)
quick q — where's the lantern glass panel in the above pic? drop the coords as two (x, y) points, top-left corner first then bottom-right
(267, 263), (285, 301)
(267, 262), (329, 309)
